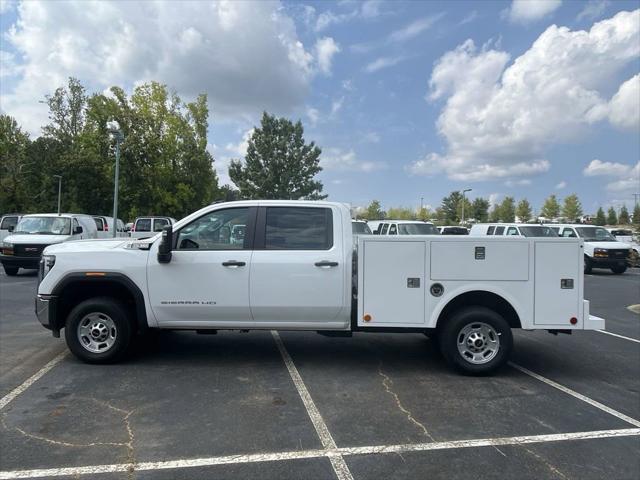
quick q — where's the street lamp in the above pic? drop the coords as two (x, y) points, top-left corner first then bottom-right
(461, 188), (472, 225)
(53, 175), (62, 214)
(107, 122), (124, 238)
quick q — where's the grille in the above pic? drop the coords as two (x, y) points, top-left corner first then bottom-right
(608, 249), (629, 259)
(14, 244), (46, 257)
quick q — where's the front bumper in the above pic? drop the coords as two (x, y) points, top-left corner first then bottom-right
(1, 254), (40, 269)
(590, 257), (628, 268)
(35, 294), (57, 331)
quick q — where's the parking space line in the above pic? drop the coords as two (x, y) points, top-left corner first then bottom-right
(509, 362), (640, 428)
(0, 351), (68, 411)
(1, 428), (639, 479)
(271, 331), (354, 480)
(597, 329), (640, 344)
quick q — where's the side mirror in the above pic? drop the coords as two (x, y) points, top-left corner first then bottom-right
(7, 226), (14, 232)
(158, 225), (173, 264)
(74, 226), (83, 234)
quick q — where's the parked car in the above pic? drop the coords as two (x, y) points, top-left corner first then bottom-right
(35, 200), (604, 375)
(1, 213), (97, 276)
(124, 222), (133, 233)
(352, 220), (372, 235)
(470, 224), (558, 237)
(438, 226), (469, 235)
(375, 220), (439, 235)
(0, 213), (22, 243)
(546, 224), (631, 274)
(129, 216), (177, 239)
(93, 216), (126, 239)
(607, 228), (639, 268)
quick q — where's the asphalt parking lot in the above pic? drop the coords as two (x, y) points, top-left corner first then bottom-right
(0, 269), (638, 479)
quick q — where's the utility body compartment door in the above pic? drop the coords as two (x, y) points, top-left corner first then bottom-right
(358, 239), (426, 327)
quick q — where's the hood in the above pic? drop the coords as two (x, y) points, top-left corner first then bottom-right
(3, 234), (71, 245)
(43, 237), (149, 255)
(588, 241), (631, 249)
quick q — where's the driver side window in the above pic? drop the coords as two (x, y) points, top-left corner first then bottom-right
(176, 208), (250, 250)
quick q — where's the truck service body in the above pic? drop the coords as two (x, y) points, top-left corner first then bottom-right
(35, 200), (604, 374)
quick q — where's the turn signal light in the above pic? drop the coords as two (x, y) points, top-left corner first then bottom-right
(570, 317), (578, 325)
(363, 314), (372, 322)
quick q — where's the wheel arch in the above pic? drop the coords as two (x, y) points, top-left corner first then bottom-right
(433, 289), (522, 330)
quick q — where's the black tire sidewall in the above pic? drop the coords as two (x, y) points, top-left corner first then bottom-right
(439, 307), (513, 375)
(611, 265), (626, 274)
(3, 265), (19, 276)
(64, 297), (132, 364)
(583, 256), (592, 274)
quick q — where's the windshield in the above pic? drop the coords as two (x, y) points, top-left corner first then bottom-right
(352, 222), (372, 234)
(575, 227), (616, 242)
(519, 226), (558, 238)
(14, 216), (71, 235)
(398, 223), (439, 235)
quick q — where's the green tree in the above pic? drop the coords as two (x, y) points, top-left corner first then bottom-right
(498, 196), (516, 223)
(0, 115), (32, 212)
(363, 200), (385, 220)
(562, 194), (583, 221)
(229, 112), (325, 200)
(594, 207), (606, 226)
(387, 207), (416, 220)
(489, 203), (500, 222)
(516, 199), (532, 223)
(633, 204), (640, 226)
(440, 191), (463, 223)
(618, 205), (630, 224)
(417, 206), (431, 222)
(607, 206), (618, 225)
(470, 198), (490, 223)
(540, 194), (560, 219)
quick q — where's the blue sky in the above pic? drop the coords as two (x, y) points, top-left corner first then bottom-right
(1, 0), (638, 214)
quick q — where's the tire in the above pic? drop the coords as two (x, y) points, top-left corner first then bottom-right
(3, 265), (19, 276)
(438, 306), (513, 376)
(583, 256), (593, 274)
(611, 265), (627, 274)
(64, 297), (133, 364)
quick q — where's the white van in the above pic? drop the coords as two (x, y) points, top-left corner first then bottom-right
(374, 220), (439, 235)
(0, 213), (98, 275)
(470, 223), (558, 238)
(93, 216), (126, 239)
(0, 214), (22, 243)
(130, 216), (177, 239)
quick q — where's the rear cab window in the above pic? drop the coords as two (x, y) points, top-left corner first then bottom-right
(0, 216), (19, 230)
(264, 207), (333, 250)
(135, 218), (152, 232)
(153, 218), (169, 232)
(487, 226), (495, 235)
(94, 218), (105, 231)
(495, 226), (505, 235)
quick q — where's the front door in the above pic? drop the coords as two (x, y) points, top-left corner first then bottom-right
(147, 207), (256, 327)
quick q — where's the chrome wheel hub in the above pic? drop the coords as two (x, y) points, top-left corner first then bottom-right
(77, 313), (117, 353)
(457, 322), (500, 365)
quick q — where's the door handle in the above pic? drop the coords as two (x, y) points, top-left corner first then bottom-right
(222, 260), (246, 267)
(315, 261), (339, 267)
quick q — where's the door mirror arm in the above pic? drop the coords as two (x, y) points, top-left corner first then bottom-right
(158, 225), (173, 263)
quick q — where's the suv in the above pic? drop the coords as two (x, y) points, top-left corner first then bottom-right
(470, 224), (558, 238)
(374, 220), (439, 235)
(547, 224), (631, 274)
(1, 213), (97, 275)
(130, 216), (176, 239)
(0, 214), (22, 243)
(93, 216), (126, 239)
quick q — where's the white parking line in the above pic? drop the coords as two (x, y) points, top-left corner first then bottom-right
(509, 362), (640, 428)
(0, 351), (68, 411)
(271, 331), (354, 480)
(1, 428), (638, 479)
(597, 329), (640, 344)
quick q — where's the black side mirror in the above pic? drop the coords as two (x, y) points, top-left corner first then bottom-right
(7, 226), (14, 232)
(74, 226), (83, 234)
(158, 225), (173, 264)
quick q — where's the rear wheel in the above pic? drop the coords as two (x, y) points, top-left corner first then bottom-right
(583, 256), (593, 274)
(3, 265), (18, 276)
(64, 297), (133, 364)
(438, 306), (512, 375)
(611, 265), (627, 274)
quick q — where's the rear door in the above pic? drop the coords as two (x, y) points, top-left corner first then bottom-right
(249, 205), (346, 328)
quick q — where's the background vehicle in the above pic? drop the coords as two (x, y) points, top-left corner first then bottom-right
(547, 224), (631, 274)
(1, 213), (97, 275)
(375, 220), (439, 235)
(438, 226), (469, 235)
(470, 224), (558, 237)
(36, 201), (603, 375)
(352, 220), (372, 235)
(93, 216), (126, 239)
(129, 216), (176, 239)
(0, 214), (22, 242)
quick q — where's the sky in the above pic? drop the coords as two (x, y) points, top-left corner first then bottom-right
(1, 0), (639, 214)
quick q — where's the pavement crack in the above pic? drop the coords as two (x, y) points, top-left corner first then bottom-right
(378, 361), (435, 441)
(520, 445), (569, 480)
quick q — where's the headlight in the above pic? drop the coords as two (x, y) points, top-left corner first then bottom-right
(593, 248), (608, 257)
(40, 254), (56, 278)
(1, 242), (13, 255)
(2, 242), (12, 248)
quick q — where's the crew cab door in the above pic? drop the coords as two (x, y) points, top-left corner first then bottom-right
(147, 207), (256, 327)
(249, 206), (347, 328)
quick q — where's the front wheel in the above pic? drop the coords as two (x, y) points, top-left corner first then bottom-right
(583, 256), (593, 274)
(64, 297), (133, 364)
(3, 265), (19, 276)
(611, 265), (627, 274)
(438, 307), (513, 375)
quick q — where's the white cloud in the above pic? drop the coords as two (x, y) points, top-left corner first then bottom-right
(365, 55), (407, 73)
(306, 107), (320, 126)
(0, 0), (15, 14)
(488, 193), (502, 208)
(331, 96), (344, 115)
(584, 159), (640, 193)
(388, 14), (445, 43)
(224, 129), (253, 158)
(555, 181), (567, 189)
(506, 0), (562, 24)
(321, 148), (386, 172)
(1, 1), (319, 134)
(412, 10), (640, 182)
(505, 179), (532, 187)
(459, 11), (479, 26)
(607, 74), (640, 130)
(314, 0), (383, 32)
(315, 37), (340, 76)
(577, 0), (609, 22)
(361, 131), (380, 143)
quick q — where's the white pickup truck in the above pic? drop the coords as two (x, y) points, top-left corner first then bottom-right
(35, 200), (604, 375)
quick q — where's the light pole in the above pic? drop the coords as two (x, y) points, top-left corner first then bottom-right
(461, 188), (472, 225)
(107, 122), (124, 238)
(53, 175), (62, 214)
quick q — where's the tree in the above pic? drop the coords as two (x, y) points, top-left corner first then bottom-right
(618, 205), (630, 224)
(0, 115), (32, 212)
(470, 198), (490, 223)
(417, 207), (431, 222)
(607, 206), (618, 225)
(594, 207), (606, 226)
(363, 200), (385, 220)
(540, 194), (560, 219)
(387, 207), (416, 220)
(516, 199), (532, 223)
(229, 112), (325, 200)
(498, 196), (516, 223)
(216, 185), (241, 202)
(633, 204), (640, 226)
(440, 191), (463, 223)
(562, 194), (583, 221)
